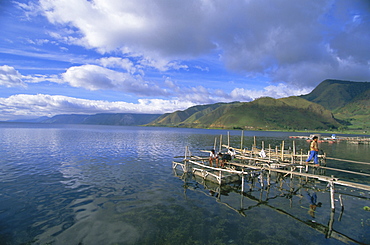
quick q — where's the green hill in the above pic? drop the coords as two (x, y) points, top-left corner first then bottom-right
(300, 79), (370, 130)
(150, 103), (227, 126)
(147, 96), (341, 130)
(300, 79), (370, 111)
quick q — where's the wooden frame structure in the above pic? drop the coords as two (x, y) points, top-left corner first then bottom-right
(173, 132), (370, 212)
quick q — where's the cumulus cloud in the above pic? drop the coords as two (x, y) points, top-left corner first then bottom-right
(33, 0), (370, 86)
(229, 84), (312, 102)
(62, 65), (169, 96)
(98, 57), (137, 74)
(0, 65), (27, 88)
(0, 94), (195, 120)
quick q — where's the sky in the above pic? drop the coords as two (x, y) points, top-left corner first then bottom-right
(0, 0), (369, 121)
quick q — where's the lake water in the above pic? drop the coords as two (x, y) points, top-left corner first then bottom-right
(0, 123), (369, 245)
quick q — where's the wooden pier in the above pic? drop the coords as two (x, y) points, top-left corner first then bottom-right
(173, 132), (370, 212)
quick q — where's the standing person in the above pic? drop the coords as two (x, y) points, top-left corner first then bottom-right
(306, 136), (319, 165)
(209, 149), (217, 167)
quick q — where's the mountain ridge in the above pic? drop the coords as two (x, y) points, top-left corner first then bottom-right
(25, 113), (162, 126)
(6, 79), (369, 131)
(148, 79), (369, 130)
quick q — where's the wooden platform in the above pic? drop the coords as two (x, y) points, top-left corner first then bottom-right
(174, 133), (370, 211)
(173, 159), (241, 185)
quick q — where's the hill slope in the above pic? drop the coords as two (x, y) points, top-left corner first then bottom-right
(148, 97), (341, 130)
(301, 79), (370, 130)
(300, 79), (370, 111)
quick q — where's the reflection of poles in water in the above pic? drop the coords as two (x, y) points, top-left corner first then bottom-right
(338, 194), (344, 221)
(174, 170), (363, 245)
(258, 172), (264, 188)
(326, 210), (335, 239)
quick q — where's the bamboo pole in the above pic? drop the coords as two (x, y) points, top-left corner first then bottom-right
(326, 157), (370, 166)
(227, 131), (230, 148)
(330, 179), (335, 210)
(240, 130), (244, 151)
(268, 144), (271, 162)
(241, 170), (245, 192)
(219, 134), (223, 153)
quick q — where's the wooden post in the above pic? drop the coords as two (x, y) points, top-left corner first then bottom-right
(227, 131), (230, 148)
(291, 153), (294, 164)
(252, 136), (257, 152)
(214, 137), (217, 150)
(219, 134), (222, 153)
(240, 130), (244, 151)
(329, 179), (335, 210)
(219, 170), (222, 185)
(268, 144), (271, 162)
(293, 141), (296, 164)
(275, 145), (278, 157)
(241, 170), (245, 192)
(281, 141), (285, 162)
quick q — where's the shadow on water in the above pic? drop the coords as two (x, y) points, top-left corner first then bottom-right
(174, 168), (370, 245)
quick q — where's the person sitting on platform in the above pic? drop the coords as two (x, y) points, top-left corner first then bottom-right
(221, 153), (232, 168)
(227, 148), (236, 158)
(209, 149), (218, 167)
(217, 152), (223, 168)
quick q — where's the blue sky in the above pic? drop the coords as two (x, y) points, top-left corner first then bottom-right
(1, 0), (369, 120)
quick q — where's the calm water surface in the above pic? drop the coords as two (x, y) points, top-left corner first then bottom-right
(0, 123), (369, 244)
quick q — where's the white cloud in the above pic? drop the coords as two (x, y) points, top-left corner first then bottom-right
(98, 57), (136, 74)
(0, 94), (195, 121)
(229, 84), (312, 102)
(0, 65), (27, 88)
(62, 65), (169, 96)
